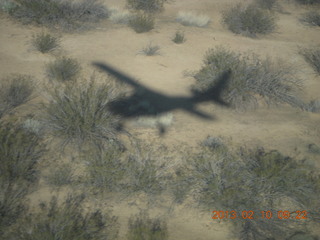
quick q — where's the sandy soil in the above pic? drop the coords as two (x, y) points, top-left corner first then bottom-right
(0, 0), (319, 239)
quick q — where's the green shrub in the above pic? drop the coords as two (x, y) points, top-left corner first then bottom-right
(187, 143), (320, 239)
(172, 30), (185, 44)
(31, 32), (60, 53)
(46, 56), (81, 82)
(9, 0), (109, 31)
(139, 42), (160, 56)
(129, 12), (154, 33)
(126, 0), (168, 13)
(0, 74), (34, 118)
(0, 0), (18, 13)
(43, 79), (122, 147)
(301, 11), (320, 26)
(300, 47), (320, 74)
(10, 194), (119, 240)
(222, 3), (276, 37)
(191, 46), (303, 110)
(46, 163), (74, 187)
(127, 211), (168, 240)
(0, 123), (44, 184)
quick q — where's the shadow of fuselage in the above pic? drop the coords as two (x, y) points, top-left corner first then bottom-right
(92, 62), (231, 120)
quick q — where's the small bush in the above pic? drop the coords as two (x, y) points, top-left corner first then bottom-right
(301, 11), (320, 26)
(0, 0), (18, 14)
(9, 0), (109, 31)
(139, 42), (160, 56)
(85, 144), (125, 192)
(10, 194), (119, 240)
(187, 144), (320, 239)
(300, 47), (320, 74)
(172, 30), (185, 44)
(43, 79), (122, 147)
(295, 0), (320, 4)
(126, 0), (168, 13)
(31, 32), (60, 53)
(192, 46), (303, 110)
(254, 0), (278, 10)
(46, 163), (74, 187)
(308, 143), (320, 154)
(129, 12), (154, 33)
(304, 99), (320, 112)
(46, 56), (81, 82)
(176, 11), (210, 28)
(0, 74), (34, 118)
(222, 3), (276, 37)
(127, 211), (168, 240)
(0, 182), (28, 236)
(22, 118), (44, 136)
(0, 123), (45, 185)
(109, 7), (133, 24)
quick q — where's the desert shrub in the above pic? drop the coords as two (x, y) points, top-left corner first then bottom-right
(0, 0), (18, 13)
(304, 99), (320, 112)
(127, 211), (168, 240)
(0, 123), (44, 185)
(172, 30), (185, 44)
(299, 47), (320, 74)
(301, 11), (320, 26)
(22, 118), (44, 135)
(139, 42), (160, 56)
(31, 32), (60, 53)
(10, 194), (119, 240)
(191, 46), (303, 110)
(254, 0), (278, 10)
(46, 56), (81, 82)
(222, 3), (276, 37)
(85, 144), (126, 192)
(46, 163), (74, 187)
(187, 144), (320, 239)
(129, 12), (154, 33)
(295, 0), (320, 4)
(308, 143), (320, 154)
(176, 11), (210, 28)
(8, 0), (109, 31)
(0, 182), (28, 236)
(43, 79), (122, 147)
(109, 7), (133, 24)
(126, 0), (168, 13)
(0, 74), (34, 118)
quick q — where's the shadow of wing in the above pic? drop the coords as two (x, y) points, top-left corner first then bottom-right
(92, 62), (142, 89)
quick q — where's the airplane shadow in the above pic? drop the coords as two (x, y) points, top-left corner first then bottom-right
(92, 61), (231, 134)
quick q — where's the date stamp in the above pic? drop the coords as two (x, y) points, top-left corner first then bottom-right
(211, 210), (308, 220)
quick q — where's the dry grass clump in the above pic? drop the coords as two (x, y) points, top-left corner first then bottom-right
(42, 78), (122, 148)
(295, 0), (320, 4)
(109, 7), (133, 24)
(191, 46), (303, 110)
(222, 3), (276, 37)
(45, 163), (74, 187)
(301, 11), (320, 26)
(254, 0), (278, 10)
(176, 11), (210, 28)
(9, 194), (119, 240)
(8, 0), (109, 31)
(183, 141), (320, 239)
(46, 56), (81, 82)
(127, 211), (168, 240)
(0, 74), (34, 118)
(129, 12), (155, 33)
(304, 99), (320, 113)
(0, 0), (18, 13)
(299, 46), (320, 74)
(126, 0), (168, 13)
(139, 42), (160, 56)
(31, 32), (60, 53)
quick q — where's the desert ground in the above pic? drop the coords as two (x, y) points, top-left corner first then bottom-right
(0, 0), (320, 239)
